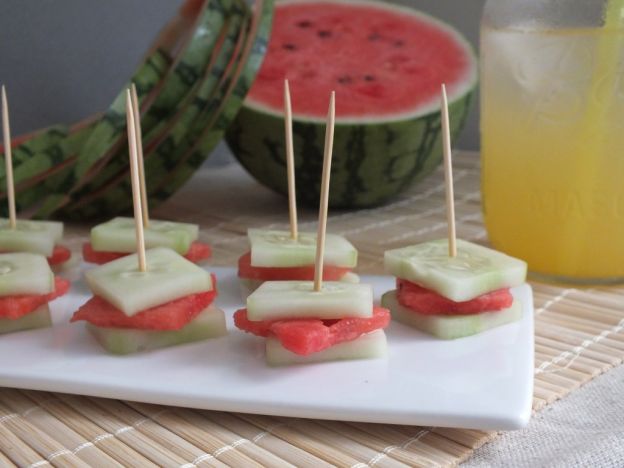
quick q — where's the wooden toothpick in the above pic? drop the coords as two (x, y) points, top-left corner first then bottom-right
(441, 84), (457, 257)
(1, 86), (16, 229)
(284, 79), (298, 240)
(130, 83), (149, 228)
(313, 91), (336, 292)
(126, 89), (147, 272)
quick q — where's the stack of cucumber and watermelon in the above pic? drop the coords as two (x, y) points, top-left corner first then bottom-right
(0, 0), (476, 219)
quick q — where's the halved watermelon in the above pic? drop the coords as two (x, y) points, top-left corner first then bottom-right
(237, 251), (351, 281)
(82, 241), (212, 264)
(48, 245), (72, 266)
(227, 0), (477, 208)
(0, 277), (71, 320)
(234, 306), (390, 355)
(396, 279), (513, 315)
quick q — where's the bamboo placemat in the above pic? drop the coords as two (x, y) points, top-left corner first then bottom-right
(1, 151), (623, 467)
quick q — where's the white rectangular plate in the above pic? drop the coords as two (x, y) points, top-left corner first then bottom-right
(0, 266), (534, 430)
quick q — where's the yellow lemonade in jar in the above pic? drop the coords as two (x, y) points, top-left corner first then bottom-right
(481, 25), (624, 281)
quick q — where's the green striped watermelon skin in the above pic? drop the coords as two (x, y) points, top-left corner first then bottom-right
(226, 91), (473, 208)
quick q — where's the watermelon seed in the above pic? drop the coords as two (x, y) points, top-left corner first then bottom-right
(282, 43), (297, 51)
(337, 76), (353, 85)
(363, 75), (375, 82)
(393, 40), (405, 47)
(317, 30), (332, 38)
(367, 33), (381, 41)
(297, 20), (312, 28)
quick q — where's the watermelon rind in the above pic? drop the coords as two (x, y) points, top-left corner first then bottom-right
(59, 0), (254, 219)
(0, 305), (52, 335)
(58, 0), (229, 211)
(382, 291), (522, 339)
(265, 329), (387, 366)
(148, 0), (275, 205)
(86, 305), (227, 355)
(226, 0), (477, 208)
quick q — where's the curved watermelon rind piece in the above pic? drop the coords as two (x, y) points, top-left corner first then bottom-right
(58, 0), (258, 220)
(58, 0), (229, 211)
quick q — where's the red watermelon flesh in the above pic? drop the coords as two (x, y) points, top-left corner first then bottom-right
(237, 252), (351, 281)
(71, 276), (217, 331)
(82, 241), (211, 264)
(48, 245), (72, 266)
(247, 1), (475, 119)
(0, 277), (70, 320)
(234, 306), (390, 356)
(396, 279), (513, 315)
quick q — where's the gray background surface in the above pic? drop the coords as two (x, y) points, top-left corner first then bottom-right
(0, 0), (484, 150)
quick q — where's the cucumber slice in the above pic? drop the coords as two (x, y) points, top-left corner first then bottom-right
(247, 281), (373, 321)
(248, 229), (357, 268)
(0, 219), (63, 256)
(381, 290), (523, 340)
(86, 305), (227, 355)
(239, 272), (361, 301)
(0, 253), (54, 296)
(85, 247), (213, 316)
(384, 239), (527, 302)
(90, 217), (198, 254)
(0, 305), (51, 335)
(266, 329), (387, 367)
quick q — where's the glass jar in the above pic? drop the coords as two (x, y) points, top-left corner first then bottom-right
(480, 0), (624, 283)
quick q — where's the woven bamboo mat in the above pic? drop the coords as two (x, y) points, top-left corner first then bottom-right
(1, 151), (623, 467)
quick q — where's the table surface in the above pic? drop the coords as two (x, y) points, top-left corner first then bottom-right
(0, 151), (622, 467)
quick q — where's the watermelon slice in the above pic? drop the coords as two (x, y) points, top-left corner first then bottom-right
(237, 252), (351, 281)
(234, 306), (390, 356)
(227, 0), (477, 208)
(0, 277), (70, 320)
(82, 241), (212, 264)
(71, 287), (217, 331)
(396, 279), (513, 315)
(48, 245), (72, 266)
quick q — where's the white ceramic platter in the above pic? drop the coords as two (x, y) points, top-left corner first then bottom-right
(0, 266), (534, 430)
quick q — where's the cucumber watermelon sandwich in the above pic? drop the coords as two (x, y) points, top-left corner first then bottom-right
(0, 252), (70, 334)
(82, 86), (211, 265)
(238, 81), (358, 298)
(71, 247), (226, 354)
(83, 217), (211, 265)
(72, 90), (225, 354)
(381, 86), (528, 339)
(227, 0), (477, 208)
(235, 281), (389, 366)
(238, 228), (359, 298)
(382, 240), (527, 339)
(1, 87), (72, 267)
(236, 91), (389, 365)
